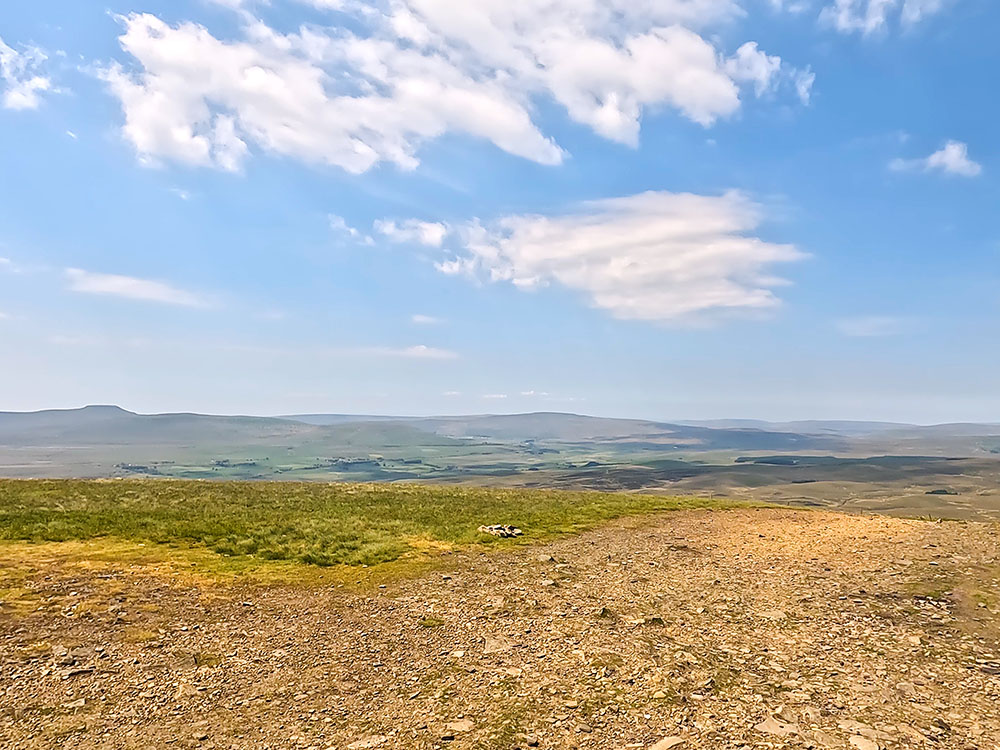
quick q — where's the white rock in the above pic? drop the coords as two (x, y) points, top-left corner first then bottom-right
(849, 736), (879, 750)
(650, 737), (686, 750)
(347, 736), (389, 749)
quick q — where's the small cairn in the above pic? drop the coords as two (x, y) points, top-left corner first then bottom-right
(477, 524), (524, 538)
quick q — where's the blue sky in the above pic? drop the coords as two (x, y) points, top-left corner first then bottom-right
(0, 0), (997, 422)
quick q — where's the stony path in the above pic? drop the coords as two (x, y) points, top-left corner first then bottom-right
(2, 508), (1000, 749)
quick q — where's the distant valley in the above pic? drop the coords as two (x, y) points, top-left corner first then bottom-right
(2, 405), (1000, 520)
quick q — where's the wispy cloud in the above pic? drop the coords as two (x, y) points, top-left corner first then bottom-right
(836, 315), (909, 337)
(411, 314), (443, 325)
(520, 390), (551, 397)
(65, 268), (209, 307)
(821, 0), (952, 35)
(226, 342), (460, 360)
(48, 333), (153, 348)
(376, 219), (449, 248)
(329, 214), (373, 245)
(0, 36), (52, 110)
(254, 309), (288, 321)
(890, 141), (982, 177)
(41, 335), (458, 361)
(361, 345), (458, 360)
(442, 391), (462, 397)
(482, 393), (509, 400)
(170, 187), (192, 200)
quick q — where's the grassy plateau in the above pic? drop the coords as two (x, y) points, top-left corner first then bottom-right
(0, 479), (739, 570)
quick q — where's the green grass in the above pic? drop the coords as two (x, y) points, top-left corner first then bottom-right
(0, 479), (741, 567)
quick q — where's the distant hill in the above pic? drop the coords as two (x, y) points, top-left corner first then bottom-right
(414, 412), (676, 441)
(0, 405), (321, 446)
(1, 406), (998, 481)
(678, 419), (1000, 439)
(0, 406), (461, 449)
(0, 407), (847, 451)
(280, 414), (411, 426)
(285, 411), (843, 450)
(677, 419), (917, 436)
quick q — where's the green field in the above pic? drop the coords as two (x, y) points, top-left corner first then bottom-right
(0, 479), (738, 568)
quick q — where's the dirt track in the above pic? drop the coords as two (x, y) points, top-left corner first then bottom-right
(3, 508), (1000, 749)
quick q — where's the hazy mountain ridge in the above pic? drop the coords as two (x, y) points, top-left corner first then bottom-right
(0, 406), (998, 485)
(3, 406), (999, 449)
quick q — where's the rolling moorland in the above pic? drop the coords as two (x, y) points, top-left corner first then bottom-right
(2, 405), (1000, 519)
(1, 481), (999, 748)
(2, 410), (1000, 747)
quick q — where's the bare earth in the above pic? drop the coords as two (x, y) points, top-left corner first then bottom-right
(3, 508), (1000, 749)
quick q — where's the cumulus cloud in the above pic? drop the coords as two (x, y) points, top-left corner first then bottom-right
(100, 5), (809, 173)
(724, 42), (782, 97)
(65, 268), (209, 307)
(422, 190), (804, 324)
(821, 0), (952, 34)
(0, 36), (52, 110)
(890, 140), (982, 177)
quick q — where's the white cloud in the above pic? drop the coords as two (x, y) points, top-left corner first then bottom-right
(0, 36), (52, 110)
(429, 190), (804, 324)
(520, 390), (551, 397)
(836, 315), (908, 337)
(376, 219), (449, 247)
(890, 140), (982, 177)
(724, 42), (782, 97)
(363, 344), (458, 359)
(482, 393), (508, 400)
(769, 0), (813, 13)
(411, 314), (443, 325)
(821, 0), (951, 34)
(793, 68), (816, 105)
(255, 309), (287, 321)
(65, 268), (209, 307)
(170, 187), (192, 200)
(0, 257), (26, 275)
(329, 214), (373, 244)
(901, 0), (948, 24)
(0, 311), (10, 321)
(442, 390), (462, 396)
(100, 6), (809, 173)
(48, 333), (153, 348)
(66, 130), (78, 140)
(821, 0), (897, 33)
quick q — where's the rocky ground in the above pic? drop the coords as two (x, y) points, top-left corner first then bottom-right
(2, 508), (1000, 749)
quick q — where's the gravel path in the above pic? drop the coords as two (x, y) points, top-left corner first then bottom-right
(3, 508), (1000, 749)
